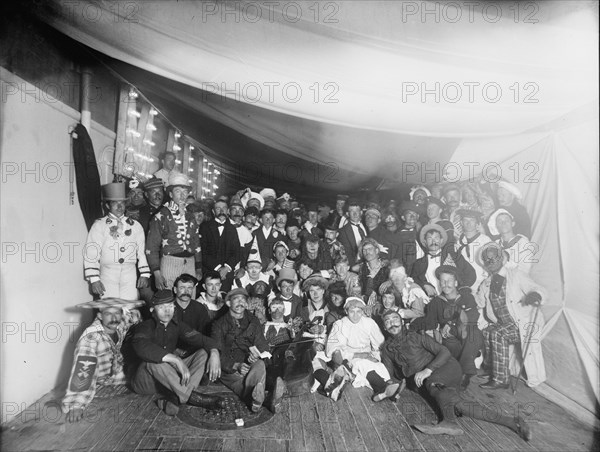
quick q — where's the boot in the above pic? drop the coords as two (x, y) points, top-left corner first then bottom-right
(251, 382), (265, 413)
(156, 397), (179, 416)
(413, 420), (464, 436)
(514, 416), (532, 442)
(187, 390), (225, 410)
(269, 377), (286, 414)
(460, 374), (473, 391)
(479, 380), (509, 390)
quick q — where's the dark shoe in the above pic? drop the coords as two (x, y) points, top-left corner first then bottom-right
(413, 420), (464, 436)
(372, 381), (403, 402)
(476, 367), (492, 379)
(479, 380), (509, 390)
(187, 390), (225, 410)
(460, 374), (473, 391)
(251, 382), (265, 413)
(515, 416), (532, 442)
(269, 377), (286, 414)
(156, 398), (179, 416)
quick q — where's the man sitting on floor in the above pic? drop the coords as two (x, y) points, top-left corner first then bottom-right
(380, 310), (532, 440)
(211, 288), (285, 413)
(62, 298), (143, 422)
(263, 298), (307, 394)
(131, 290), (223, 415)
(417, 265), (483, 390)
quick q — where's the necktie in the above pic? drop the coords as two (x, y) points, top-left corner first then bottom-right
(352, 223), (366, 240)
(117, 217), (124, 236)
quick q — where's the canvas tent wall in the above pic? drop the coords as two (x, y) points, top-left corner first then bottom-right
(0, 0), (596, 424)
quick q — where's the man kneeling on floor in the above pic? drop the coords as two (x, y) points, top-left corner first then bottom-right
(380, 310), (532, 441)
(211, 288), (285, 413)
(131, 290), (223, 415)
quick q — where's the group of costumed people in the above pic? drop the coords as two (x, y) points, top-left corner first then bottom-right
(63, 155), (543, 440)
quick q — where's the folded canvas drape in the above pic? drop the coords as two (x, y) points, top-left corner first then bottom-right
(36, 1), (597, 187)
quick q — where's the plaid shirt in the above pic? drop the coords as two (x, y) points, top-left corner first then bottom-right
(62, 319), (127, 413)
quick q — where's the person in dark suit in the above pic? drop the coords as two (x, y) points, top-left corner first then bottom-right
(410, 224), (475, 297)
(365, 206), (399, 261)
(251, 208), (284, 271)
(337, 199), (367, 267)
(199, 199), (241, 291)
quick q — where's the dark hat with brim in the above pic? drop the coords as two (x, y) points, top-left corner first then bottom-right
(260, 208), (275, 217)
(400, 200), (422, 215)
(225, 287), (249, 302)
(323, 216), (340, 231)
(286, 218), (300, 229)
(245, 206), (260, 217)
(149, 290), (175, 307)
(76, 298), (145, 310)
(435, 265), (461, 285)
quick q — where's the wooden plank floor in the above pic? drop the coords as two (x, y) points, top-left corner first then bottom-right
(1, 377), (597, 452)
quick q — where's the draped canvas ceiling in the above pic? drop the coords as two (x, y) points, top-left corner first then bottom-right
(35, 0), (597, 193)
(30, 0), (600, 423)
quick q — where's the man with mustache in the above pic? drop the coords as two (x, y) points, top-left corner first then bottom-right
(146, 174), (202, 290)
(228, 197), (253, 269)
(62, 298), (144, 423)
(137, 177), (165, 234)
(199, 199), (241, 291)
(410, 224), (475, 297)
(380, 310), (532, 440)
(172, 274), (213, 355)
(212, 288), (284, 413)
(84, 183), (150, 300)
(132, 290), (224, 415)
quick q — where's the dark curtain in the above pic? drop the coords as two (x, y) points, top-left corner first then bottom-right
(72, 123), (102, 230)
